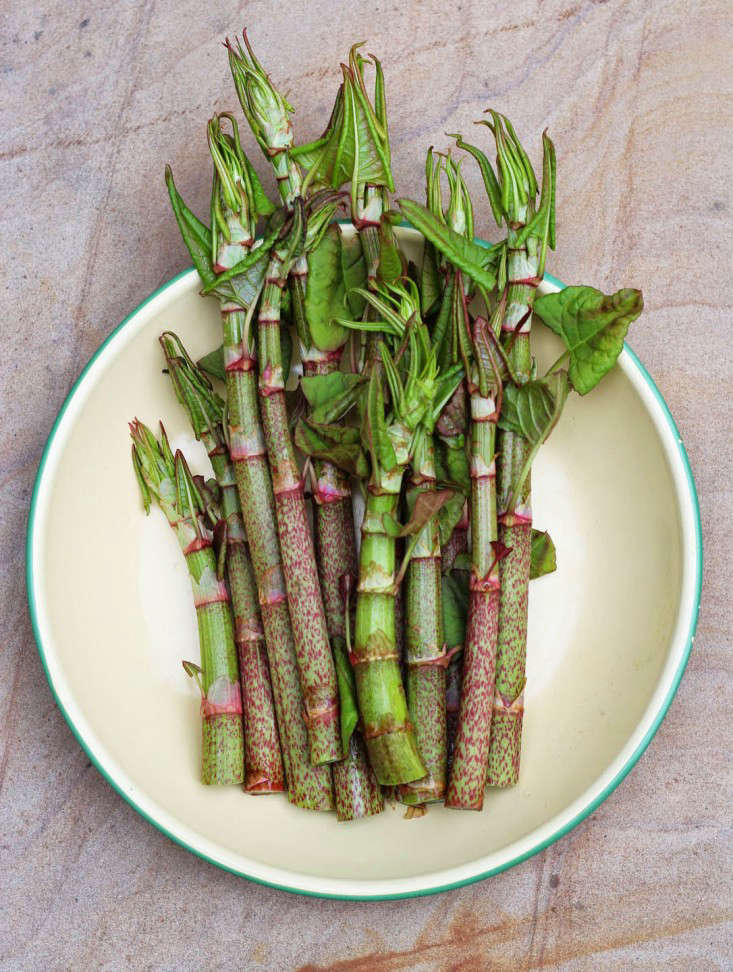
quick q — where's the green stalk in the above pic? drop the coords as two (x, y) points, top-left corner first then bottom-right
(159, 333), (284, 794)
(304, 354), (383, 820)
(130, 423), (244, 785)
(398, 430), (447, 805)
(258, 239), (342, 765)
(355, 487), (425, 784)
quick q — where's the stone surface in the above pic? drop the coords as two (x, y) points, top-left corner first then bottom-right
(2, 0), (731, 967)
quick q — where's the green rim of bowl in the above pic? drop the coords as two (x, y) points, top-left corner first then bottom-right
(26, 266), (703, 901)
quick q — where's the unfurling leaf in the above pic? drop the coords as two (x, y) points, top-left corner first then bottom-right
(300, 372), (364, 424)
(294, 418), (368, 478)
(377, 221), (403, 285)
(498, 372), (569, 447)
(420, 242), (441, 317)
(534, 286), (643, 395)
(333, 641), (359, 755)
(399, 489), (454, 537)
(305, 223), (349, 351)
(442, 571), (469, 649)
(530, 529), (557, 579)
(398, 199), (500, 292)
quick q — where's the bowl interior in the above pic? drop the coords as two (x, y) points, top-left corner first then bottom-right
(30, 230), (692, 895)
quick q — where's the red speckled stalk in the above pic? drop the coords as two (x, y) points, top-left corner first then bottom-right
(226, 541), (283, 793)
(487, 233), (539, 787)
(398, 457), (447, 806)
(445, 383), (500, 811)
(332, 732), (384, 822)
(442, 510), (468, 773)
(223, 307), (333, 810)
(258, 257), (341, 765)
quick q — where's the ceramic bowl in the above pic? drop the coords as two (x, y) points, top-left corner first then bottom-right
(26, 227), (701, 898)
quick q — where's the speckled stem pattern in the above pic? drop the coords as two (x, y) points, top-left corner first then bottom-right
(258, 266), (341, 766)
(332, 731), (384, 822)
(354, 490), (426, 785)
(202, 433), (284, 794)
(442, 518), (468, 774)
(223, 308), (332, 810)
(445, 386), (499, 810)
(487, 234), (539, 788)
(398, 467), (447, 805)
(303, 355), (356, 648)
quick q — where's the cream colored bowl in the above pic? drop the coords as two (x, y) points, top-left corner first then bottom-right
(26, 228), (701, 899)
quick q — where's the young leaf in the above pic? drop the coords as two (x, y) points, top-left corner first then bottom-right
(442, 571), (469, 649)
(197, 345), (225, 382)
(498, 372), (569, 447)
(305, 223), (349, 351)
(398, 198), (499, 292)
(333, 641), (359, 755)
(437, 490), (466, 548)
(165, 166), (216, 290)
(534, 286), (643, 395)
(398, 489), (454, 537)
(340, 229), (368, 317)
(294, 419), (369, 478)
(530, 529), (557, 579)
(300, 372), (364, 424)
(449, 133), (503, 227)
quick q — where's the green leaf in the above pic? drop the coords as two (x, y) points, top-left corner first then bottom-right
(197, 345), (225, 382)
(498, 372), (569, 447)
(534, 286), (643, 395)
(530, 528), (557, 579)
(398, 199), (499, 292)
(333, 641), (359, 755)
(340, 230), (368, 317)
(300, 372), (363, 423)
(165, 166), (215, 290)
(442, 571), (469, 649)
(437, 490), (466, 548)
(305, 223), (349, 351)
(294, 419), (368, 478)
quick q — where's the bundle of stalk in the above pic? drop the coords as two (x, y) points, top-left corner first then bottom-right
(299, 280), (463, 786)
(130, 422), (244, 785)
(130, 29), (645, 818)
(402, 113), (643, 803)
(159, 333), (284, 794)
(165, 113), (333, 809)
